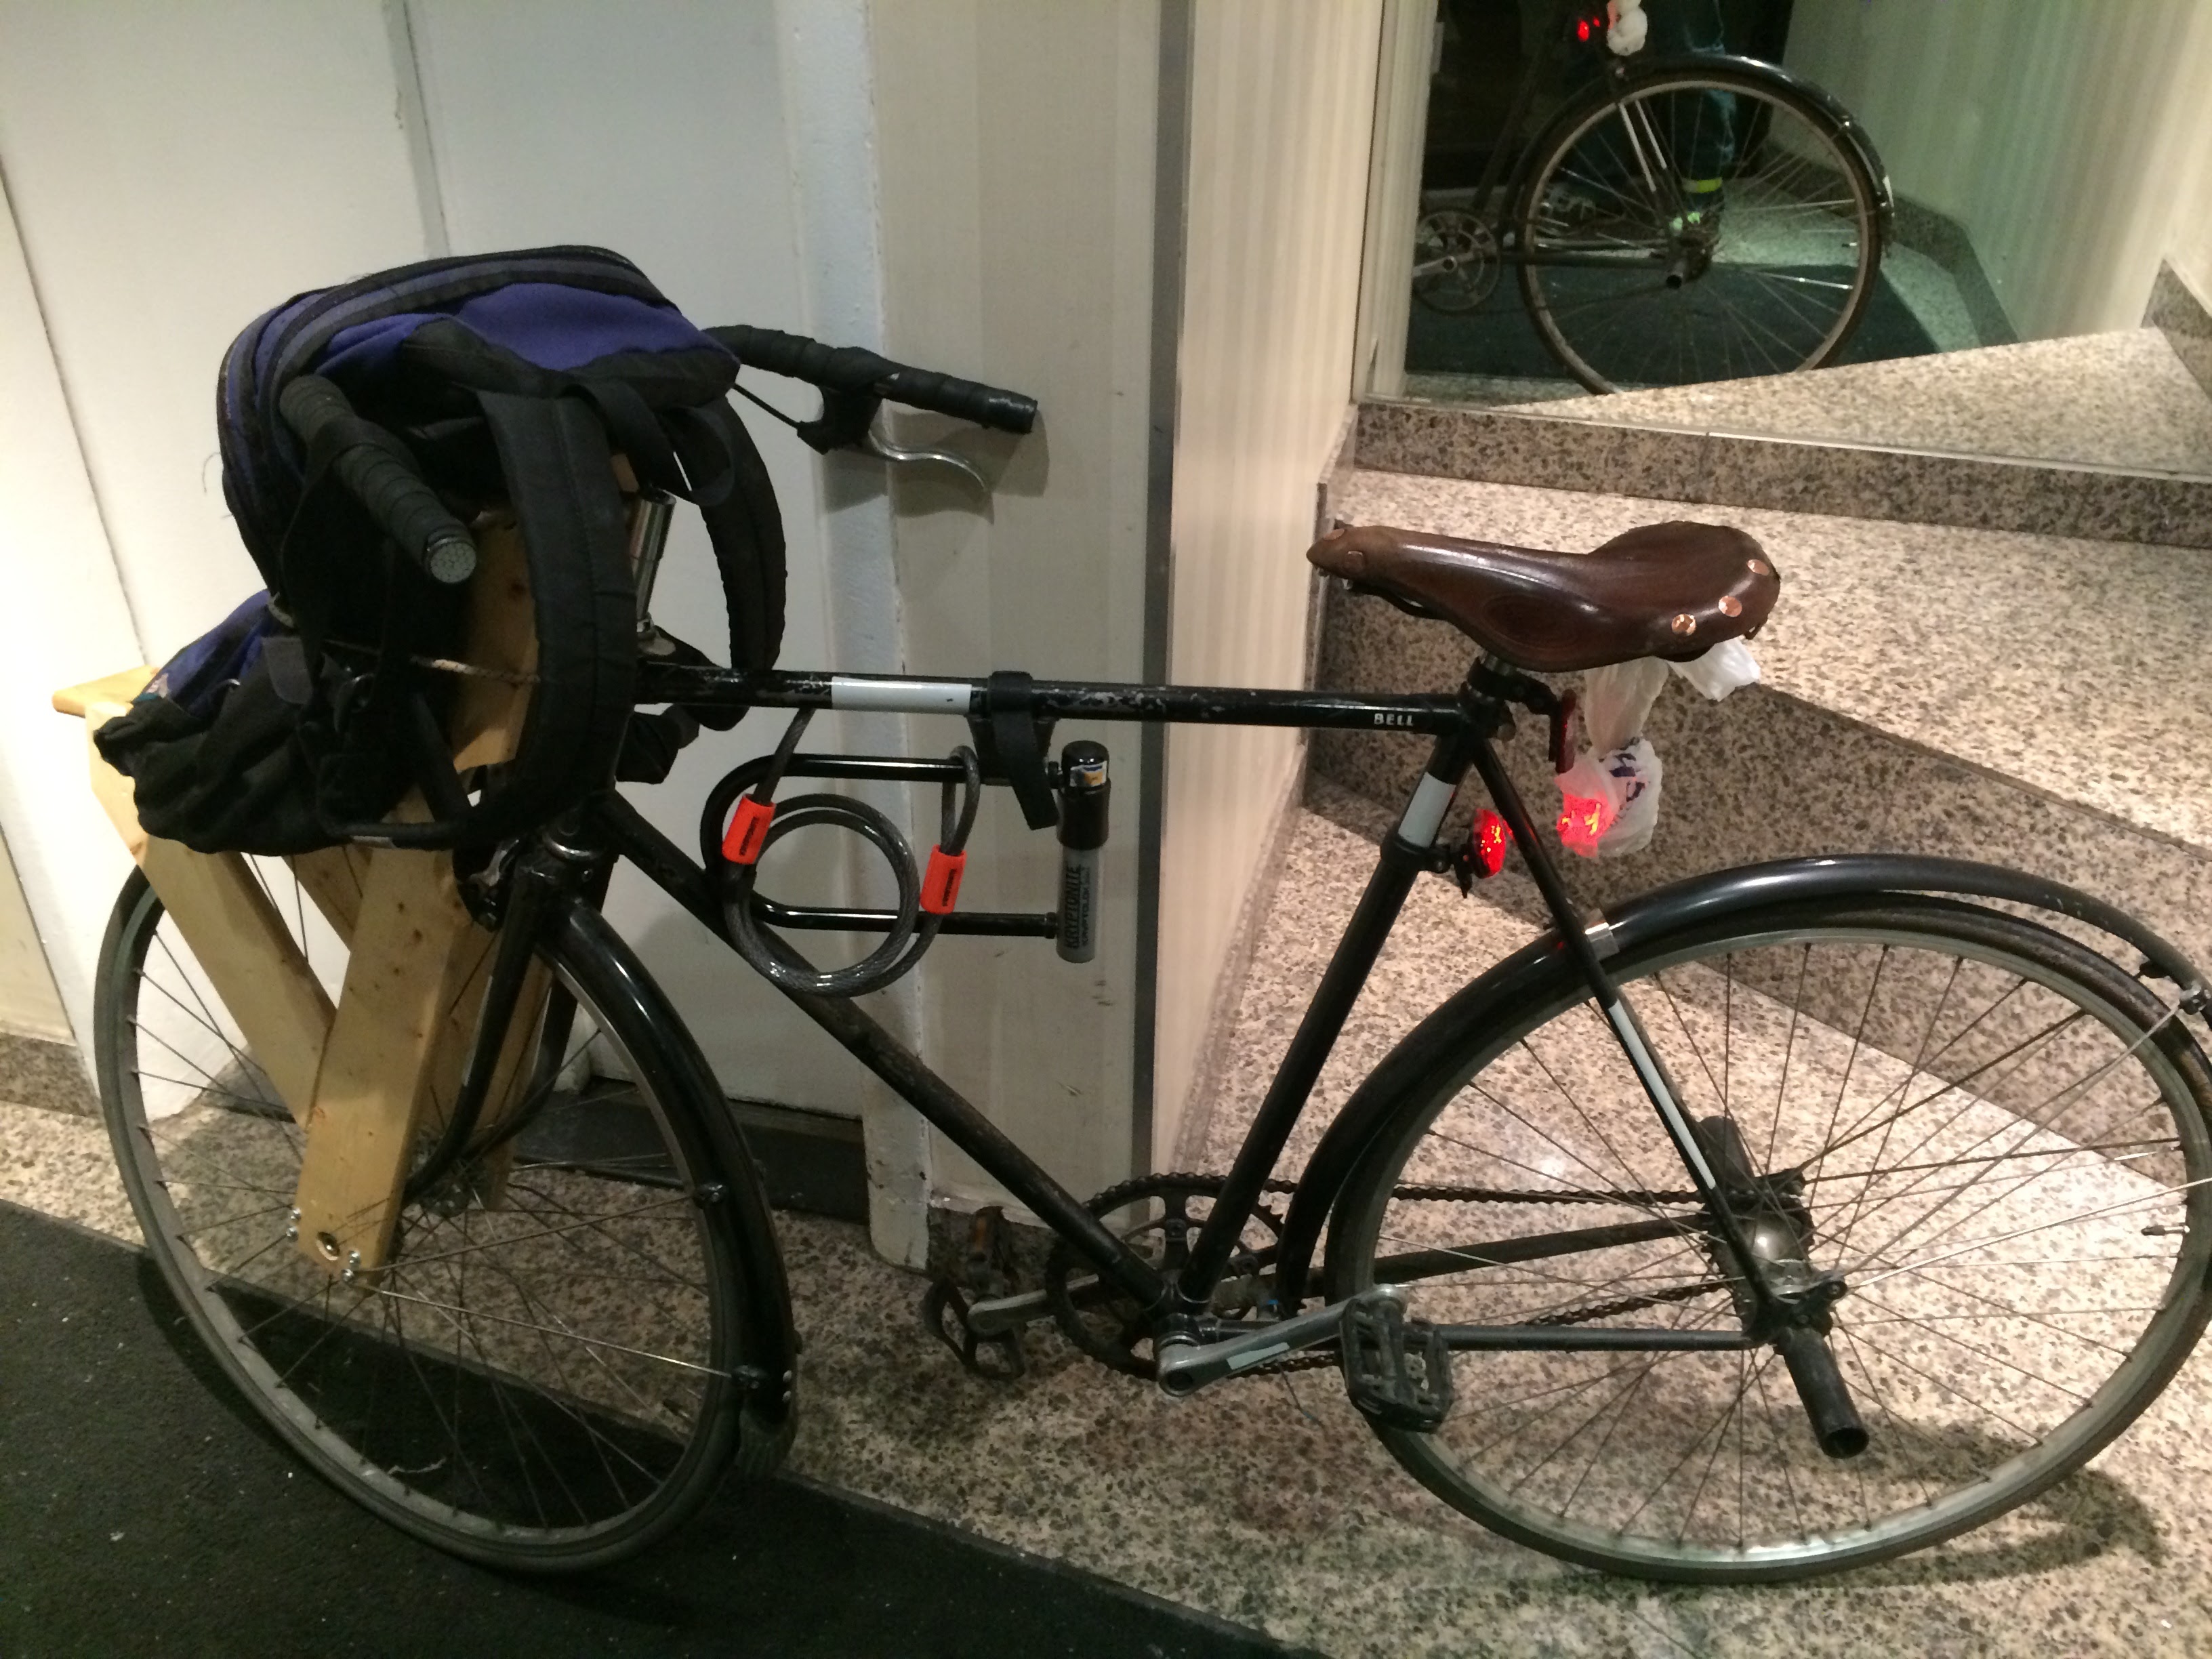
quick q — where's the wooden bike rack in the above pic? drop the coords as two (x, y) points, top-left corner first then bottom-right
(57, 516), (552, 1281)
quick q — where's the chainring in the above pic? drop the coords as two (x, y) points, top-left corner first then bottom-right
(1412, 207), (1500, 314)
(1044, 1174), (1283, 1378)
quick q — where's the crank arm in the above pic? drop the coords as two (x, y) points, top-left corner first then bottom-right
(1154, 1292), (1384, 1398)
(964, 1284), (1062, 1337)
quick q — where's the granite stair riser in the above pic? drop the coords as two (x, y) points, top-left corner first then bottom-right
(1355, 401), (2212, 550)
(0, 1031), (95, 1115)
(1309, 590), (2212, 1004)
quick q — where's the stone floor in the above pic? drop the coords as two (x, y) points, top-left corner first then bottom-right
(10, 808), (2212, 1657)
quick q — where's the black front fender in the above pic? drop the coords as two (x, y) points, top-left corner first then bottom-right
(1271, 854), (2205, 1309)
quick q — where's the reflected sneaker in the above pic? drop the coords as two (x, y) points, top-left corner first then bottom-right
(1673, 177), (1726, 232)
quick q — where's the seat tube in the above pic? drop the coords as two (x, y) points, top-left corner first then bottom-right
(1172, 722), (1482, 1317)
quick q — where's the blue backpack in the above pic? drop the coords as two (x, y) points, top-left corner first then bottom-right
(98, 246), (783, 853)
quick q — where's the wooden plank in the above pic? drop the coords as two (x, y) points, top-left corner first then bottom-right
(136, 840), (334, 1126)
(52, 663), (152, 719)
(447, 515), (537, 771)
(287, 846), (371, 943)
(289, 832), (484, 1273)
(290, 515), (542, 1275)
(61, 670), (332, 1124)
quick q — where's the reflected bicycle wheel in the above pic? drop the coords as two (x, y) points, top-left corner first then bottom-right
(94, 861), (782, 1570)
(1326, 898), (2212, 1581)
(1515, 64), (1884, 390)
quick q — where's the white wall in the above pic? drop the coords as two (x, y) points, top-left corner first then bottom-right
(1353, 0), (1438, 401)
(0, 1), (415, 1054)
(869, 0), (1162, 1212)
(1153, 1), (1382, 1166)
(0, 834), (68, 1044)
(0, 0), (1396, 1245)
(399, 0), (881, 1118)
(0, 161), (138, 1052)
(1786, 0), (2212, 341)
(2165, 16), (2212, 314)
(0, 1), (876, 1118)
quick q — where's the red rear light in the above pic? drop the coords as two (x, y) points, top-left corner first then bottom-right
(1557, 792), (1616, 856)
(1577, 17), (1593, 40)
(1472, 808), (1511, 878)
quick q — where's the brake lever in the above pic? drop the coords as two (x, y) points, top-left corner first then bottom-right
(862, 421), (989, 492)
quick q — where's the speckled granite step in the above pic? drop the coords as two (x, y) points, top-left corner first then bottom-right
(1501, 329), (2212, 478)
(1359, 327), (2212, 550)
(1311, 469), (2212, 975)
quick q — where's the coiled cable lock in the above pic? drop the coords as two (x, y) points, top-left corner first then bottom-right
(709, 708), (983, 997)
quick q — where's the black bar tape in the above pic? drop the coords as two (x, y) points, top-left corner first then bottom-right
(712, 325), (1038, 436)
(279, 377), (478, 585)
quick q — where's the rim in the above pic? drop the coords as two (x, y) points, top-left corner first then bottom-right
(104, 869), (739, 1553)
(1519, 73), (1877, 391)
(1337, 914), (2212, 1576)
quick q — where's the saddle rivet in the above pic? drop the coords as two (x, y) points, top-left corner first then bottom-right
(1747, 558), (1771, 576)
(1671, 613), (1697, 635)
(1717, 595), (1742, 617)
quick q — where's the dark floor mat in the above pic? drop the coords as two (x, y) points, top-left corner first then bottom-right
(1406, 263), (1937, 386)
(0, 1200), (1309, 1659)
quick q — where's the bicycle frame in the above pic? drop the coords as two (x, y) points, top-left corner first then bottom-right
(586, 657), (1790, 1355)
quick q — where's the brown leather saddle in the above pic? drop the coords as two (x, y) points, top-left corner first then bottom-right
(1307, 520), (1779, 674)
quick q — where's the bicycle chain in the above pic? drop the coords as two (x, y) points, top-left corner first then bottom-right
(1156, 1172), (1701, 1208)
(1111, 1174), (1717, 1382)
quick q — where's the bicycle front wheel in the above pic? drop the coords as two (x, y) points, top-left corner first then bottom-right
(94, 861), (784, 1570)
(1326, 897), (2212, 1581)
(1516, 62), (1883, 391)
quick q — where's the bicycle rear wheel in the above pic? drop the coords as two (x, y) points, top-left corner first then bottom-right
(1326, 897), (2212, 1581)
(94, 861), (787, 1570)
(1516, 62), (1883, 391)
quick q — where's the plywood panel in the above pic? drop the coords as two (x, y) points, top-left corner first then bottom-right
(58, 664), (333, 1120)
(289, 834), (481, 1271)
(290, 513), (541, 1273)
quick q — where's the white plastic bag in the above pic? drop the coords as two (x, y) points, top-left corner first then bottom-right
(1553, 642), (1758, 859)
(1556, 737), (1663, 858)
(1608, 0), (1650, 56)
(1668, 638), (1760, 699)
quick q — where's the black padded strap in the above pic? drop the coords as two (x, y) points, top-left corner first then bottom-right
(985, 671), (1059, 831)
(466, 391), (638, 844)
(693, 398), (786, 679)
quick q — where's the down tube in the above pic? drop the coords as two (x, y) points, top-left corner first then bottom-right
(593, 791), (1172, 1313)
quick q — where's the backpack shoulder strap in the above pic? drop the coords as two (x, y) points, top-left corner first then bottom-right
(465, 390), (638, 841)
(692, 398), (786, 680)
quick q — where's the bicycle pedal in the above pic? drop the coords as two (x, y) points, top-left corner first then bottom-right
(1339, 1291), (1452, 1433)
(920, 1277), (1027, 1382)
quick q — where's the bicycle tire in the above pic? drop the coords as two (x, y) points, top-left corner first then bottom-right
(1324, 895), (2212, 1582)
(1515, 59), (1885, 392)
(94, 861), (792, 1571)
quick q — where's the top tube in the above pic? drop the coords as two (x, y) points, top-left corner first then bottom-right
(634, 663), (1477, 736)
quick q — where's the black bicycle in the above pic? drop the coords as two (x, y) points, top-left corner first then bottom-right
(1412, 1), (1891, 391)
(94, 337), (2212, 1586)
